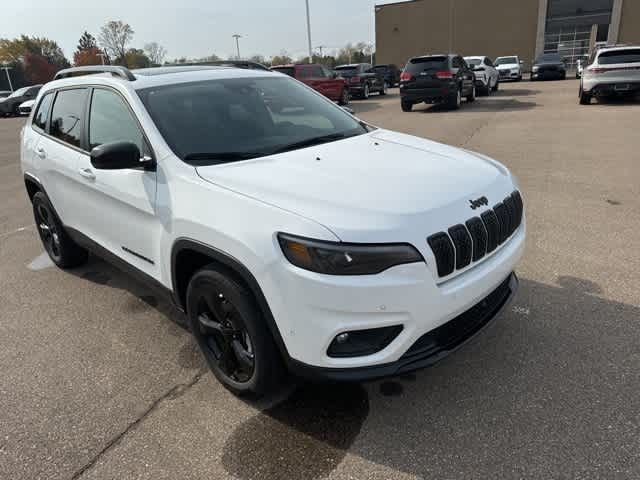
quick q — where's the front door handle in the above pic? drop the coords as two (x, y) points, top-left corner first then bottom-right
(36, 147), (46, 159)
(78, 167), (96, 180)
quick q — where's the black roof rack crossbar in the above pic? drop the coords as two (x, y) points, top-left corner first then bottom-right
(54, 66), (136, 81)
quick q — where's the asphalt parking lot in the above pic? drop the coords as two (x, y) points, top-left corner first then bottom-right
(1, 80), (639, 480)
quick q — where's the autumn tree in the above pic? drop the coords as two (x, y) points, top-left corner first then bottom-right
(144, 42), (167, 66)
(99, 21), (134, 64)
(0, 35), (69, 88)
(73, 47), (104, 66)
(270, 54), (292, 66)
(23, 52), (58, 83)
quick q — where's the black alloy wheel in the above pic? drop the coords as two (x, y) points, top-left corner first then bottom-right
(195, 291), (255, 384)
(34, 201), (62, 264)
(187, 267), (283, 397)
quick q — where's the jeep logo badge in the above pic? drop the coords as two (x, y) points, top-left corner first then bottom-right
(469, 196), (489, 210)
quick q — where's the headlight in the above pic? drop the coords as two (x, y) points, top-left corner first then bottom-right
(277, 233), (424, 275)
(532, 66), (539, 72)
(511, 68), (519, 73)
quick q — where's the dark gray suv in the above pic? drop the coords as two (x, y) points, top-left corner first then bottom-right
(0, 85), (42, 116)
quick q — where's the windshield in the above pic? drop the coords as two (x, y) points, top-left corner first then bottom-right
(495, 57), (517, 66)
(8, 87), (29, 98)
(537, 54), (562, 63)
(372, 66), (387, 72)
(598, 49), (640, 65)
(334, 66), (357, 72)
(465, 58), (482, 66)
(137, 76), (367, 165)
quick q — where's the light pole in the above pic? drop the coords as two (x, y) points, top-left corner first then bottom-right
(305, 0), (313, 63)
(232, 34), (242, 60)
(1, 65), (13, 92)
(315, 45), (325, 58)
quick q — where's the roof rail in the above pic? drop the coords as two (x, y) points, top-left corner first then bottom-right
(54, 66), (136, 81)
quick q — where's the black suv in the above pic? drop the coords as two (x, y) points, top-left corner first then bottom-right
(0, 85), (42, 116)
(372, 64), (401, 87)
(531, 53), (567, 80)
(400, 54), (475, 111)
(334, 63), (387, 99)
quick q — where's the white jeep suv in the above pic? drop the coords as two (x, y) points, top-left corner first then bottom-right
(21, 65), (525, 396)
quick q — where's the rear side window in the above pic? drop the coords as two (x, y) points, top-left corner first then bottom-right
(50, 89), (88, 148)
(311, 66), (324, 77)
(89, 89), (147, 155)
(405, 56), (448, 74)
(33, 93), (54, 131)
(272, 67), (295, 77)
(598, 49), (640, 65)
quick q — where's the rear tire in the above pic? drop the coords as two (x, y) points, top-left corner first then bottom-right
(579, 87), (592, 105)
(447, 88), (462, 109)
(466, 85), (476, 103)
(187, 266), (284, 397)
(362, 83), (370, 99)
(338, 88), (350, 106)
(401, 100), (413, 112)
(32, 192), (88, 268)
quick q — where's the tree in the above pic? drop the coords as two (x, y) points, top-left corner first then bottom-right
(99, 21), (134, 64)
(204, 53), (221, 62)
(124, 48), (151, 69)
(270, 54), (292, 66)
(23, 52), (58, 83)
(77, 31), (97, 51)
(144, 42), (167, 66)
(248, 54), (266, 66)
(73, 47), (104, 66)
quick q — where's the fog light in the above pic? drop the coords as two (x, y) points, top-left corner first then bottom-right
(327, 325), (403, 358)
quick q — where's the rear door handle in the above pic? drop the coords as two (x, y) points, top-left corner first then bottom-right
(78, 168), (96, 180)
(36, 147), (46, 159)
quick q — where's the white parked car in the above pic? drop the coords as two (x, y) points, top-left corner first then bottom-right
(495, 56), (524, 81)
(464, 56), (500, 95)
(19, 99), (35, 115)
(21, 65), (525, 396)
(580, 45), (640, 104)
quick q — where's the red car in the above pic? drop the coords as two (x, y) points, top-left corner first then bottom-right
(271, 64), (350, 105)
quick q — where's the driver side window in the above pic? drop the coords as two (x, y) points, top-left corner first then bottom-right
(89, 89), (148, 156)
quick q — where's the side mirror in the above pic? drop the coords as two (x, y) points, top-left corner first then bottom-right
(90, 141), (149, 170)
(519, 60), (525, 65)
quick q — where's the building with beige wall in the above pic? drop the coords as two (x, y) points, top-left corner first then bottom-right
(375, 0), (640, 69)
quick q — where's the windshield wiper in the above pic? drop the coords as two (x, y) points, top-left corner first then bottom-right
(183, 152), (267, 165)
(270, 133), (353, 155)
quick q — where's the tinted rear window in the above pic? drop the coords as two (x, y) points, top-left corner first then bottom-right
(335, 66), (357, 72)
(33, 92), (54, 131)
(272, 67), (295, 77)
(465, 58), (482, 66)
(405, 56), (448, 73)
(598, 49), (640, 64)
(373, 66), (387, 72)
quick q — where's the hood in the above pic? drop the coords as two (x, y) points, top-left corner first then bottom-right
(196, 130), (515, 242)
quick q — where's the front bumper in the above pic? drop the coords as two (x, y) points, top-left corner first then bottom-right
(498, 70), (520, 80)
(290, 272), (518, 381)
(531, 69), (565, 80)
(268, 222), (525, 375)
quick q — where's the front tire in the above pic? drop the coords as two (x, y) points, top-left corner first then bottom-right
(32, 192), (88, 268)
(187, 266), (284, 397)
(492, 78), (499, 92)
(401, 100), (413, 112)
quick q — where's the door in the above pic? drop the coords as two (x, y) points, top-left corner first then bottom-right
(37, 88), (89, 227)
(74, 87), (160, 277)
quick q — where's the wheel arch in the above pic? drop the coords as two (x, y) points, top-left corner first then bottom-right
(24, 173), (43, 202)
(171, 238), (291, 360)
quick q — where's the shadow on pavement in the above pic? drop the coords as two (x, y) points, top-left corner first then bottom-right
(413, 98), (537, 113)
(493, 88), (541, 97)
(222, 275), (640, 479)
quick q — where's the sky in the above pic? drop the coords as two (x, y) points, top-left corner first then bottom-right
(1, 0), (403, 61)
